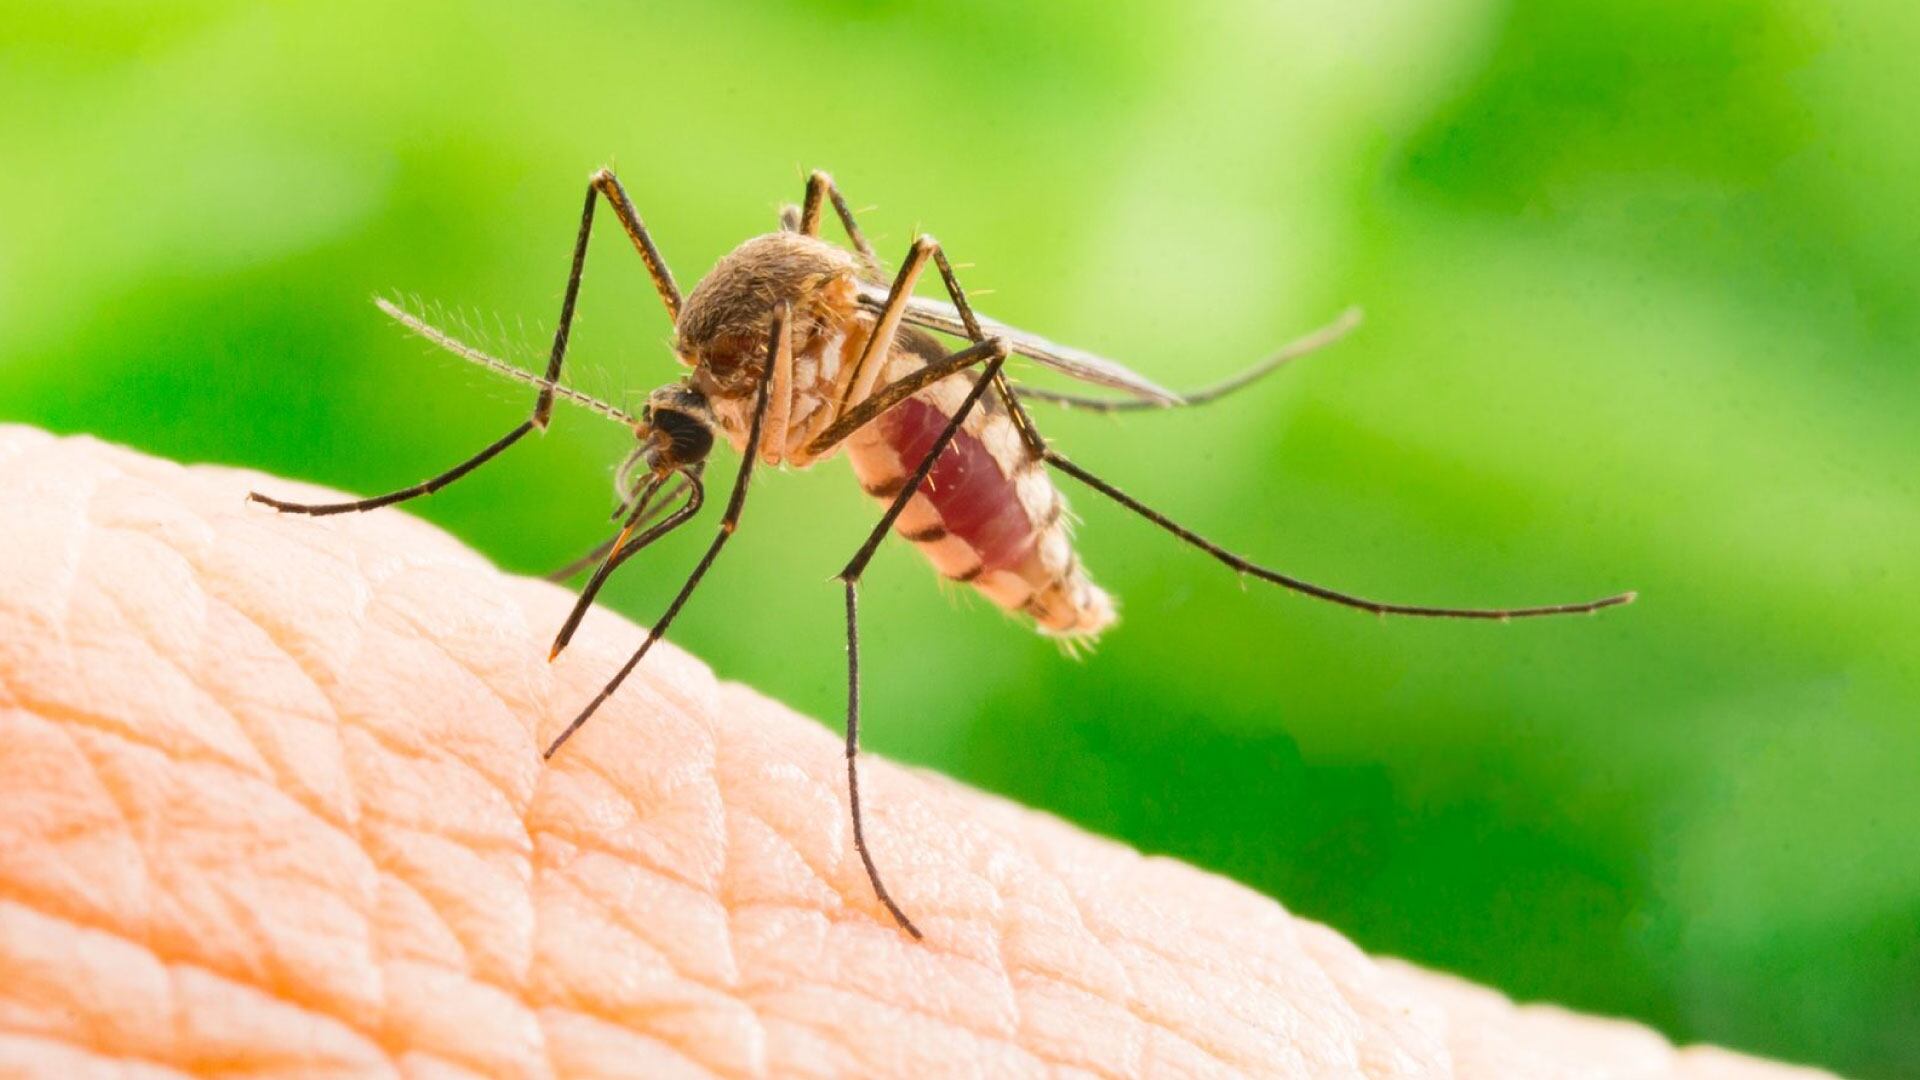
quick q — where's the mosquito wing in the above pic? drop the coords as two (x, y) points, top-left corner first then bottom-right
(855, 284), (1183, 405)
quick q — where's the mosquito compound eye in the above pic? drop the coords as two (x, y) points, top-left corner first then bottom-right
(651, 407), (715, 464)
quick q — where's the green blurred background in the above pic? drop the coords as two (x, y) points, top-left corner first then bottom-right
(4, 1), (1914, 1073)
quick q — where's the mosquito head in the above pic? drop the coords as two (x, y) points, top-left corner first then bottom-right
(636, 382), (717, 474)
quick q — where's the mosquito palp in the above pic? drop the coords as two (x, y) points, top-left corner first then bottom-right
(251, 168), (1635, 939)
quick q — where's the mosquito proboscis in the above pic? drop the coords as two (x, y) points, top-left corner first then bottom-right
(250, 168), (1635, 939)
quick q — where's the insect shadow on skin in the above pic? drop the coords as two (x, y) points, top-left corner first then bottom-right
(248, 168), (1636, 939)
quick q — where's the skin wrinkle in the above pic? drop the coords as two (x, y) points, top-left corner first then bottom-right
(544, 728), (722, 898)
(333, 656), (542, 1066)
(0, 1033), (195, 1080)
(88, 581), (383, 889)
(353, 605), (534, 845)
(945, 795), (1148, 1049)
(720, 789), (845, 917)
(710, 707), (1152, 1076)
(537, 838), (744, 1000)
(331, 553), (556, 1014)
(533, 1006), (731, 1080)
(526, 885), (760, 1078)
(195, 594), (361, 840)
(0, 428), (1841, 1080)
(0, 895), (388, 1075)
(1119, 889), (1335, 1045)
(962, 809), (1330, 1077)
(81, 444), (527, 1068)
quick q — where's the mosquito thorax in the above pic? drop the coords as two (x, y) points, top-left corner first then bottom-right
(672, 231), (862, 397)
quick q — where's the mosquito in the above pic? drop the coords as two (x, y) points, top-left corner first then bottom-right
(249, 168), (1635, 939)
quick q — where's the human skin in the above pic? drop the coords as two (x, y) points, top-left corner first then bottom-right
(0, 426), (1834, 1079)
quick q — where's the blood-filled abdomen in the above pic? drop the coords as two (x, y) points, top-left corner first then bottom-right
(844, 381), (1114, 640)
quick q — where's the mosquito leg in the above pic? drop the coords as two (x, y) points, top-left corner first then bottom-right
(1016, 306), (1364, 413)
(835, 350), (1013, 939)
(1044, 447), (1636, 618)
(921, 246), (1052, 460)
(249, 168), (680, 515)
(586, 168), (683, 322)
(802, 337), (1007, 456)
(764, 306), (796, 465)
(247, 421), (539, 516)
(799, 170), (881, 275)
(926, 243), (1629, 619)
(548, 471), (706, 661)
(800, 233), (1045, 465)
(542, 305), (788, 760)
(834, 236), (936, 420)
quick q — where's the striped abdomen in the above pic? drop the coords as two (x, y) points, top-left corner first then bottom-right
(844, 339), (1114, 640)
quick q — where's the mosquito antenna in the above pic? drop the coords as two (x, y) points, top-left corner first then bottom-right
(1045, 448), (1635, 619)
(374, 297), (640, 428)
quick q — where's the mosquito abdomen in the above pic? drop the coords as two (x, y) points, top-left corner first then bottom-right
(847, 375), (1114, 640)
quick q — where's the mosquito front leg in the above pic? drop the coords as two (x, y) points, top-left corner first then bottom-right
(786, 235), (1016, 467)
(248, 168), (680, 516)
(835, 349), (1013, 940)
(763, 308), (796, 466)
(542, 305), (789, 760)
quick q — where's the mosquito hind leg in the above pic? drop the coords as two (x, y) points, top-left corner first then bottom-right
(1042, 447), (1635, 619)
(249, 168), (680, 516)
(928, 240), (1627, 621)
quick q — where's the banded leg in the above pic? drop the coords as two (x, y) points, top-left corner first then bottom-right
(837, 350), (1012, 939)
(1016, 306), (1364, 413)
(249, 167), (681, 515)
(542, 305), (789, 759)
(927, 244), (1051, 456)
